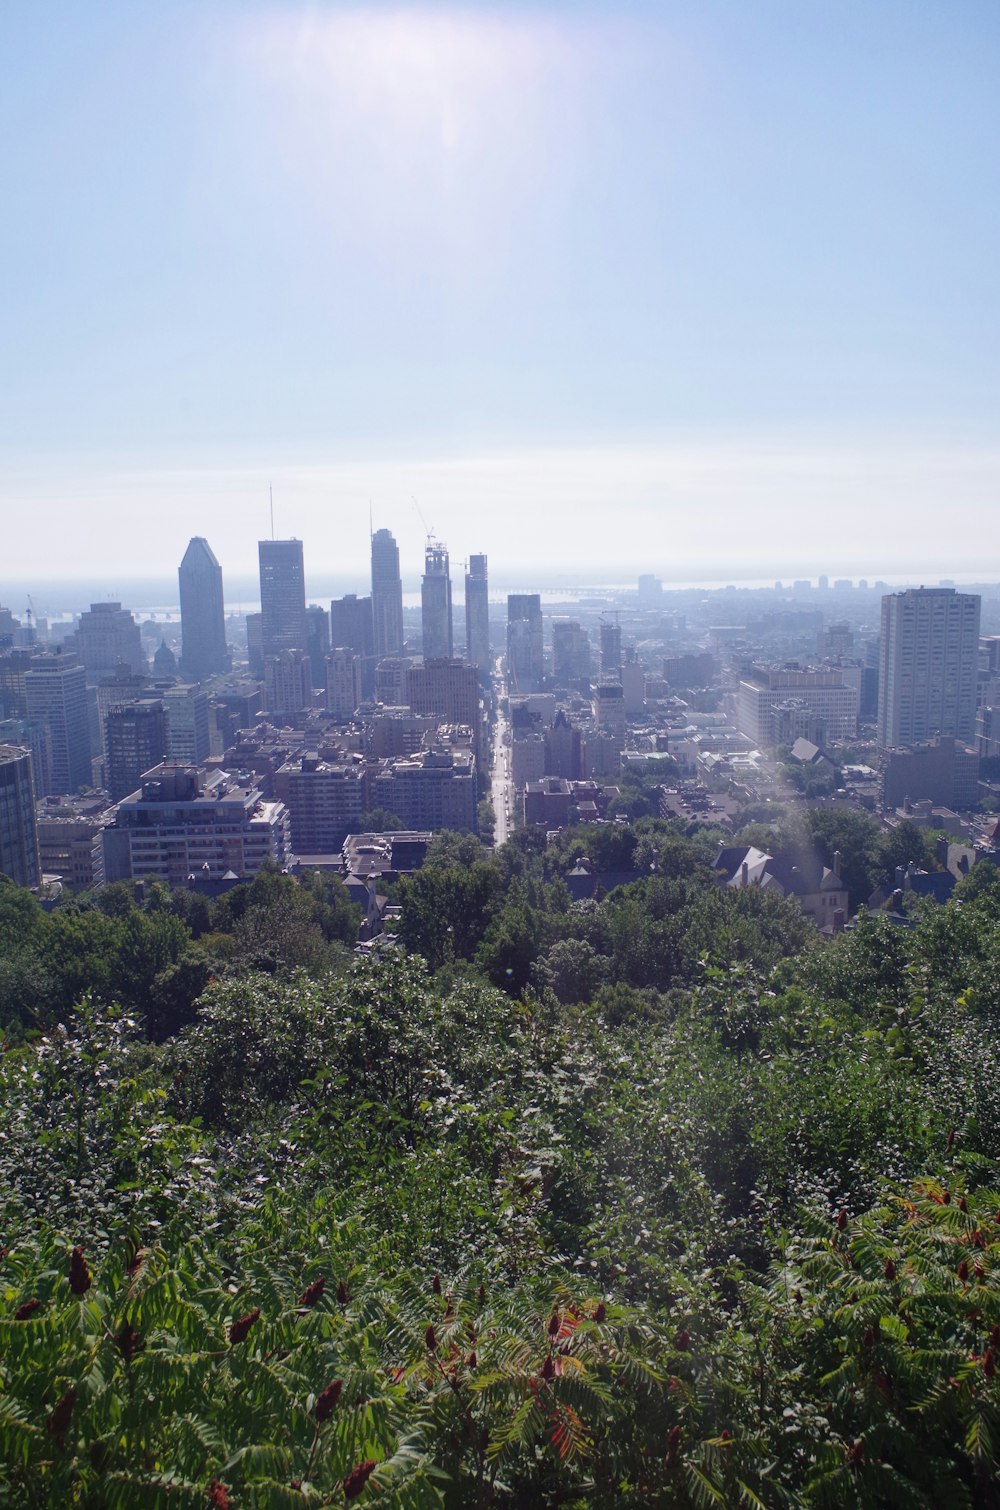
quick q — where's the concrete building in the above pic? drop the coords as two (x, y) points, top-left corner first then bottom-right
(107, 764), (290, 886)
(0, 746), (40, 888)
(878, 587), (980, 750)
(106, 699), (169, 801)
(73, 602), (146, 684)
(211, 684), (264, 752)
(421, 540), (453, 659)
(35, 794), (110, 892)
(621, 651), (645, 715)
(372, 657), (410, 707)
(24, 655), (92, 795)
(408, 658), (481, 757)
(371, 527), (405, 658)
(275, 753), (369, 854)
(369, 712), (439, 758)
(326, 648), (362, 719)
(179, 537), (230, 680)
(373, 748), (477, 833)
(880, 737), (980, 810)
(330, 594), (375, 696)
(464, 553), (490, 677)
(245, 612), (264, 678)
(263, 650), (312, 721)
(552, 620), (591, 684)
(259, 539), (308, 659)
(664, 652), (715, 688)
(506, 594), (544, 693)
(163, 684), (211, 767)
(736, 664), (858, 746)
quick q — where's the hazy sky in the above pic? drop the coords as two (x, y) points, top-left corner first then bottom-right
(3, 1), (999, 587)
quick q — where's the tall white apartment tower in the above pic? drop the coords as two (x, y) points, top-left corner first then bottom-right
(878, 587), (980, 750)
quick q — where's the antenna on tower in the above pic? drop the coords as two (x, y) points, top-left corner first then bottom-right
(269, 484), (275, 540)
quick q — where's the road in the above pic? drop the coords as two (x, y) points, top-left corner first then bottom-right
(491, 662), (514, 846)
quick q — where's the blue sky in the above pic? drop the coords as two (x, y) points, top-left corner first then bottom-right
(2, 1), (999, 586)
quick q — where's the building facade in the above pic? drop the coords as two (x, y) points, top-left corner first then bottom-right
(878, 588), (980, 750)
(108, 764), (290, 886)
(371, 528), (404, 658)
(259, 539), (308, 659)
(106, 699), (169, 801)
(24, 656), (92, 795)
(179, 537), (230, 680)
(464, 554), (490, 676)
(0, 745), (40, 888)
(506, 594), (544, 692)
(421, 541), (453, 660)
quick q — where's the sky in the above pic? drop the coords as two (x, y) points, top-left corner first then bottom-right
(2, 0), (999, 591)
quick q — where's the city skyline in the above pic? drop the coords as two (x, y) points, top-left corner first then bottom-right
(3, 3), (999, 582)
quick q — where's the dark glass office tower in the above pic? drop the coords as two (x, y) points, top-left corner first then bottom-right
(179, 537), (231, 680)
(259, 539), (308, 658)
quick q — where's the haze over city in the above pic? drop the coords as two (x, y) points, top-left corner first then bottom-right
(3, 1), (1000, 585)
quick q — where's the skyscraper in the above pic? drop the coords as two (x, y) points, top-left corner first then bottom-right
(0, 745), (41, 888)
(878, 587), (981, 750)
(179, 537), (230, 680)
(599, 619), (622, 682)
(106, 699), (169, 801)
(24, 655), (92, 795)
(330, 595), (375, 658)
(506, 594), (544, 692)
(464, 554), (490, 676)
(421, 541), (453, 660)
(371, 528), (404, 658)
(259, 540), (308, 659)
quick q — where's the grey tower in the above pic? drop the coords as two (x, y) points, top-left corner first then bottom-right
(259, 539), (308, 659)
(506, 594), (543, 692)
(179, 537), (230, 681)
(371, 528), (404, 658)
(421, 541), (453, 660)
(878, 587), (981, 749)
(464, 554), (490, 677)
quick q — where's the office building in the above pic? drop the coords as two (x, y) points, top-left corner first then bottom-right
(464, 554), (490, 676)
(552, 620), (591, 684)
(259, 539), (308, 659)
(306, 605), (330, 688)
(179, 537), (230, 680)
(737, 664), (858, 747)
(0, 746), (40, 888)
(331, 594), (376, 695)
(599, 619), (622, 682)
(106, 699), (169, 801)
(163, 684), (211, 766)
(263, 650), (312, 721)
(245, 612), (264, 678)
(74, 603), (146, 684)
(371, 527), (405, 658)
(421, 541), (453, 659)
(506, 594), (544, 692)
(878, 588), (981, 750)
(24, 656), (92, 795)
(107, 764), (290, 887)
(408, 658), (481, 757)
(326, 648), (362, 719)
